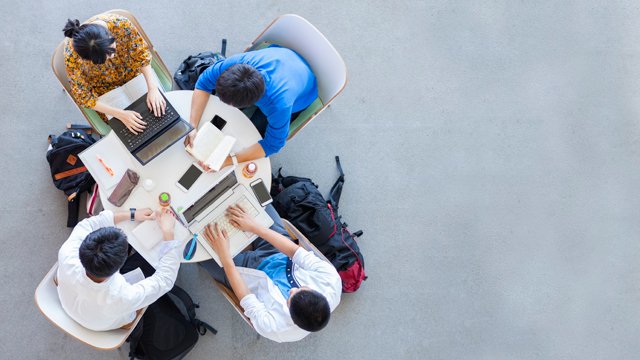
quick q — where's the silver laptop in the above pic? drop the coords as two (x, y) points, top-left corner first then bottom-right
(178, 168), (274, 266)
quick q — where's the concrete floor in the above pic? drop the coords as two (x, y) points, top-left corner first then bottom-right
(1, 0), (640, 359)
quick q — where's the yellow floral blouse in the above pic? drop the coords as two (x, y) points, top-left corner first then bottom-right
(64, 14), (152, 109)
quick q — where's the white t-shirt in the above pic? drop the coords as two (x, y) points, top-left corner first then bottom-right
(239, 248), (342, 342)
(56, 210), (181, 331)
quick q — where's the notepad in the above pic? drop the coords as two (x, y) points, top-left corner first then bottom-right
(131, 218), (190, 250)
(79, 133), (134, 190)
(186, 122), (236, 171)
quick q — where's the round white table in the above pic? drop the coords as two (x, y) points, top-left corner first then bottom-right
(89, 90), (271, 264)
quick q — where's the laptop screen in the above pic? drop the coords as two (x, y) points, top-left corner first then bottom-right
(183, 171), (238, 223)
(135, 120), (192, 163)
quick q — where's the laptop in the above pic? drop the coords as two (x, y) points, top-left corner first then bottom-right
(178, 168), (274, 266)
(110, 92), (193, 165)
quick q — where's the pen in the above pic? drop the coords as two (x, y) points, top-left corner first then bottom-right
(96, 155), (115, 176)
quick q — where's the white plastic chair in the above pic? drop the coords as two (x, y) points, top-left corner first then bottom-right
(246, 14), (348, 140)
(34, 263), (143, 350)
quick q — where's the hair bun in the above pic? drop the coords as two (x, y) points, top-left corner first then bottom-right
(62, 19), (81, 38)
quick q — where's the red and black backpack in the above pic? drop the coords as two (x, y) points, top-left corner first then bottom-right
(271, 156), (367, 292)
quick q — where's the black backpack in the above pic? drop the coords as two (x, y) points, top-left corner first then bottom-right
(46, 130), (96, 227)
(271, 156), (367, 292)
(127, 285), (216, 360)
(173, 39), (227, 90)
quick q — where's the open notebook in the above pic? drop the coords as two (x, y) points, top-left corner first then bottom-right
(131, 218), (191, 267)
(186, 122), (236, 171)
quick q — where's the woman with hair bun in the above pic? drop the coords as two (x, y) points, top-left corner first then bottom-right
(63, 14), (166, 134)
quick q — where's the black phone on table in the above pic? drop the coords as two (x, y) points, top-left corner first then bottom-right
(210, 115), (227, 130)
(176, 163), (204, 192)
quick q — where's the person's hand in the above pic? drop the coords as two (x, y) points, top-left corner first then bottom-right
(156, 208), (176, 241)
(116, 110), (146, 134)
(184, 128), (197, 147)
(134, 208), (155, 222)
(198, 160), (213, 172)
(203, 223), (230, 259)
(227, 204), (260, 234)
(146, 87), (166, 117)
(197, 156), (232, 173)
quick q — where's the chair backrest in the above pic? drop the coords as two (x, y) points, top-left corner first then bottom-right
(52, 41), (71, 91)
(213, 219), (332, 328)
(213, 281), (253, 328)
(50, 9), (174, 135)
(34, 263), (143, 350)
(247, 14), (348, 139)
(282, 219), (332, 263)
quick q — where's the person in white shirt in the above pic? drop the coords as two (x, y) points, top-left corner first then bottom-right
(200, 204), (341, 343)
(56, 208), (180, 331)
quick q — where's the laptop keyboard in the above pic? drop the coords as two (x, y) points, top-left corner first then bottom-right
(119, 107), (178, 150)
(210, 195), (260, 239)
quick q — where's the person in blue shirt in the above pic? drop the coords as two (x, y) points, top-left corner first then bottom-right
(185, 46), (318, 169)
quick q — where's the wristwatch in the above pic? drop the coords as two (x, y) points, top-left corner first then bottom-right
(130, 208), (136, 222)
(230, 153), (238, 167)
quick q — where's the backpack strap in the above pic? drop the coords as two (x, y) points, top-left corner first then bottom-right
(66, 194), (81, 227)
(270, 167), (285, 195)
(328, 156), (345, 209)
(168, 286), (218, 336)
(221, 38), (227, 57)
(340, 226), (366, 275)
(48, 134), (58, 147)
(126, 319), (145, 359)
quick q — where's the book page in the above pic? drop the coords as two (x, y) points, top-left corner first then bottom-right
(122, 74), (150, 103)
(191, 122), (224, 160)
(206, 135), (236, 170)
(131, 219), (191, 267)
(122, 268), (145, 284)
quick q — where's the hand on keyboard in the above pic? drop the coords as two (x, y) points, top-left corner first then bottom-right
(116, 110), (147, 134)
(203, 223), (230, 260)
(146, 87), (167, 117)
(226, 203), (261, 234)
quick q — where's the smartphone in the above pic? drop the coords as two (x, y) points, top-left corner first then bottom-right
(210, 115), (227, 130)
(250, 178), (273, 207)
(176, 164), (204, 192)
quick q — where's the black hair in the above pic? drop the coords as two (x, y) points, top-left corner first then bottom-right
(215, 64), (265, 108)
(289, 289), (331, 332)
(63, 18), (116, 64)
(79, 227), (128, 278)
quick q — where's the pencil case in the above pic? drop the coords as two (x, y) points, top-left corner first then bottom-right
(107, 169), (139, 207)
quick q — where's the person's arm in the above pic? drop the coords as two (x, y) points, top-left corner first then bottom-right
(93, 100), (147, 135)
(204, 221), (286, 338)
(185, 60), (225, 147)
(112, 207), (156, 224)
(120, 208), (181, 311)
(258, 106), (290, 156)
(227, 205), (299, 258)
(203, 223), (250, 300)
(209, 143), (267, 171)
(140, 65), (166, 117)
(184, 89), (211, 147)
(203, 105), (290, 170)
(253, 227), (298, 258)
